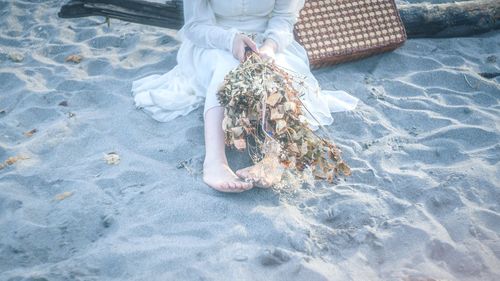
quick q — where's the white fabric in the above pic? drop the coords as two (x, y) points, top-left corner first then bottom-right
(131, 0), (359, 129)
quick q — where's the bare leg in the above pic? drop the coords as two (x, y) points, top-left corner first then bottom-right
(203, 106), (253, 192)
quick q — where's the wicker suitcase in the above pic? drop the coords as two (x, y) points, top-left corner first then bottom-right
(294, 0), (407, 69)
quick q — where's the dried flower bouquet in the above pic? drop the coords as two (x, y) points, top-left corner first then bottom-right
(217, 51), (351, 188)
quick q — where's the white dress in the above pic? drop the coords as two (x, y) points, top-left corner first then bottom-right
(131, 0), (358, 129)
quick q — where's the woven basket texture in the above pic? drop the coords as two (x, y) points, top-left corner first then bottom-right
(294, 0), (407, 68)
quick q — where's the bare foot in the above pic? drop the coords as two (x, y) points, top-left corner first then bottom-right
(236, 162), (282, 188)
(203, 162), (253, 192)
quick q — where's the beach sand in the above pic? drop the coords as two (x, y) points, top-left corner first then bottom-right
(0, 1), (499, 280)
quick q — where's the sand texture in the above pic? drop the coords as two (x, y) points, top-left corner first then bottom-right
(0, 1), (499, 280)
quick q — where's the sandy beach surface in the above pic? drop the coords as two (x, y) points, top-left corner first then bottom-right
(1, 0), (499, 280)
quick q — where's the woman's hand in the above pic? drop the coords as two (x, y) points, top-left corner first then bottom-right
(232, 33), (258, 62)
(258, 39), (278, 62)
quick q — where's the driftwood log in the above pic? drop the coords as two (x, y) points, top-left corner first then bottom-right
(400, 0), (500, 37)
(59, 0), (184, 29)
(58, 0), (500, 38)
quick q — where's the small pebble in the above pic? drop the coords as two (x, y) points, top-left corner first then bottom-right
(233, 254), (248, 262)
(8, 52), (24, 62)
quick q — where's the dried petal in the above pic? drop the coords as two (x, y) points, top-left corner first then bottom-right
(275, 120), (286, 134)
(231, 126), (244, 137)
(65, 54), (83, 63)
(55, 191), (73, 201)
(240, 117), (251, 126)
(284, 101), (296, 112)
(234, 138), (246, 150)
(222, 116), (232, 130)
(266, 92), (282, 107)
(313, 168), (327, 179)
(24, 128), (37, 137)
(270, 108), (284, 120)
(288, 143), (300, 155)
(338, 162), (352, 176)
(0, 156), (26, 170)
(300, 142), (308, 156)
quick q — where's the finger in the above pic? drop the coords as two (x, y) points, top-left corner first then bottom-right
(237, 47), (245, 62)
(242, 37), (258, 53)
(259, 53), (272, 62)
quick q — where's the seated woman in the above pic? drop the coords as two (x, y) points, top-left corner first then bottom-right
(131, 0), (358, 193)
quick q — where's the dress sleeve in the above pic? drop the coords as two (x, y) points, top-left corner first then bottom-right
(177, 0), (238, 52)
(263, 0), (305, 53)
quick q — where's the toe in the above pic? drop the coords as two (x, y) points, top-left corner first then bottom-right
(222, 182), (241, 192)
(221, 178), (249, 191)
(242, 181), (253, 190)
(230, 181), (243, 190)
(235, 169), (244, 178)
(227, 181), (238, 190)
(205, 178), (247, 193)
(236, 182), (246, 190)
(220, 182), (231, 191)
(236, 167), (250, 178)
(230, 182), (242, 191)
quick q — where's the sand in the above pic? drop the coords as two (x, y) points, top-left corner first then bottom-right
(0, 0), (499, 280)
